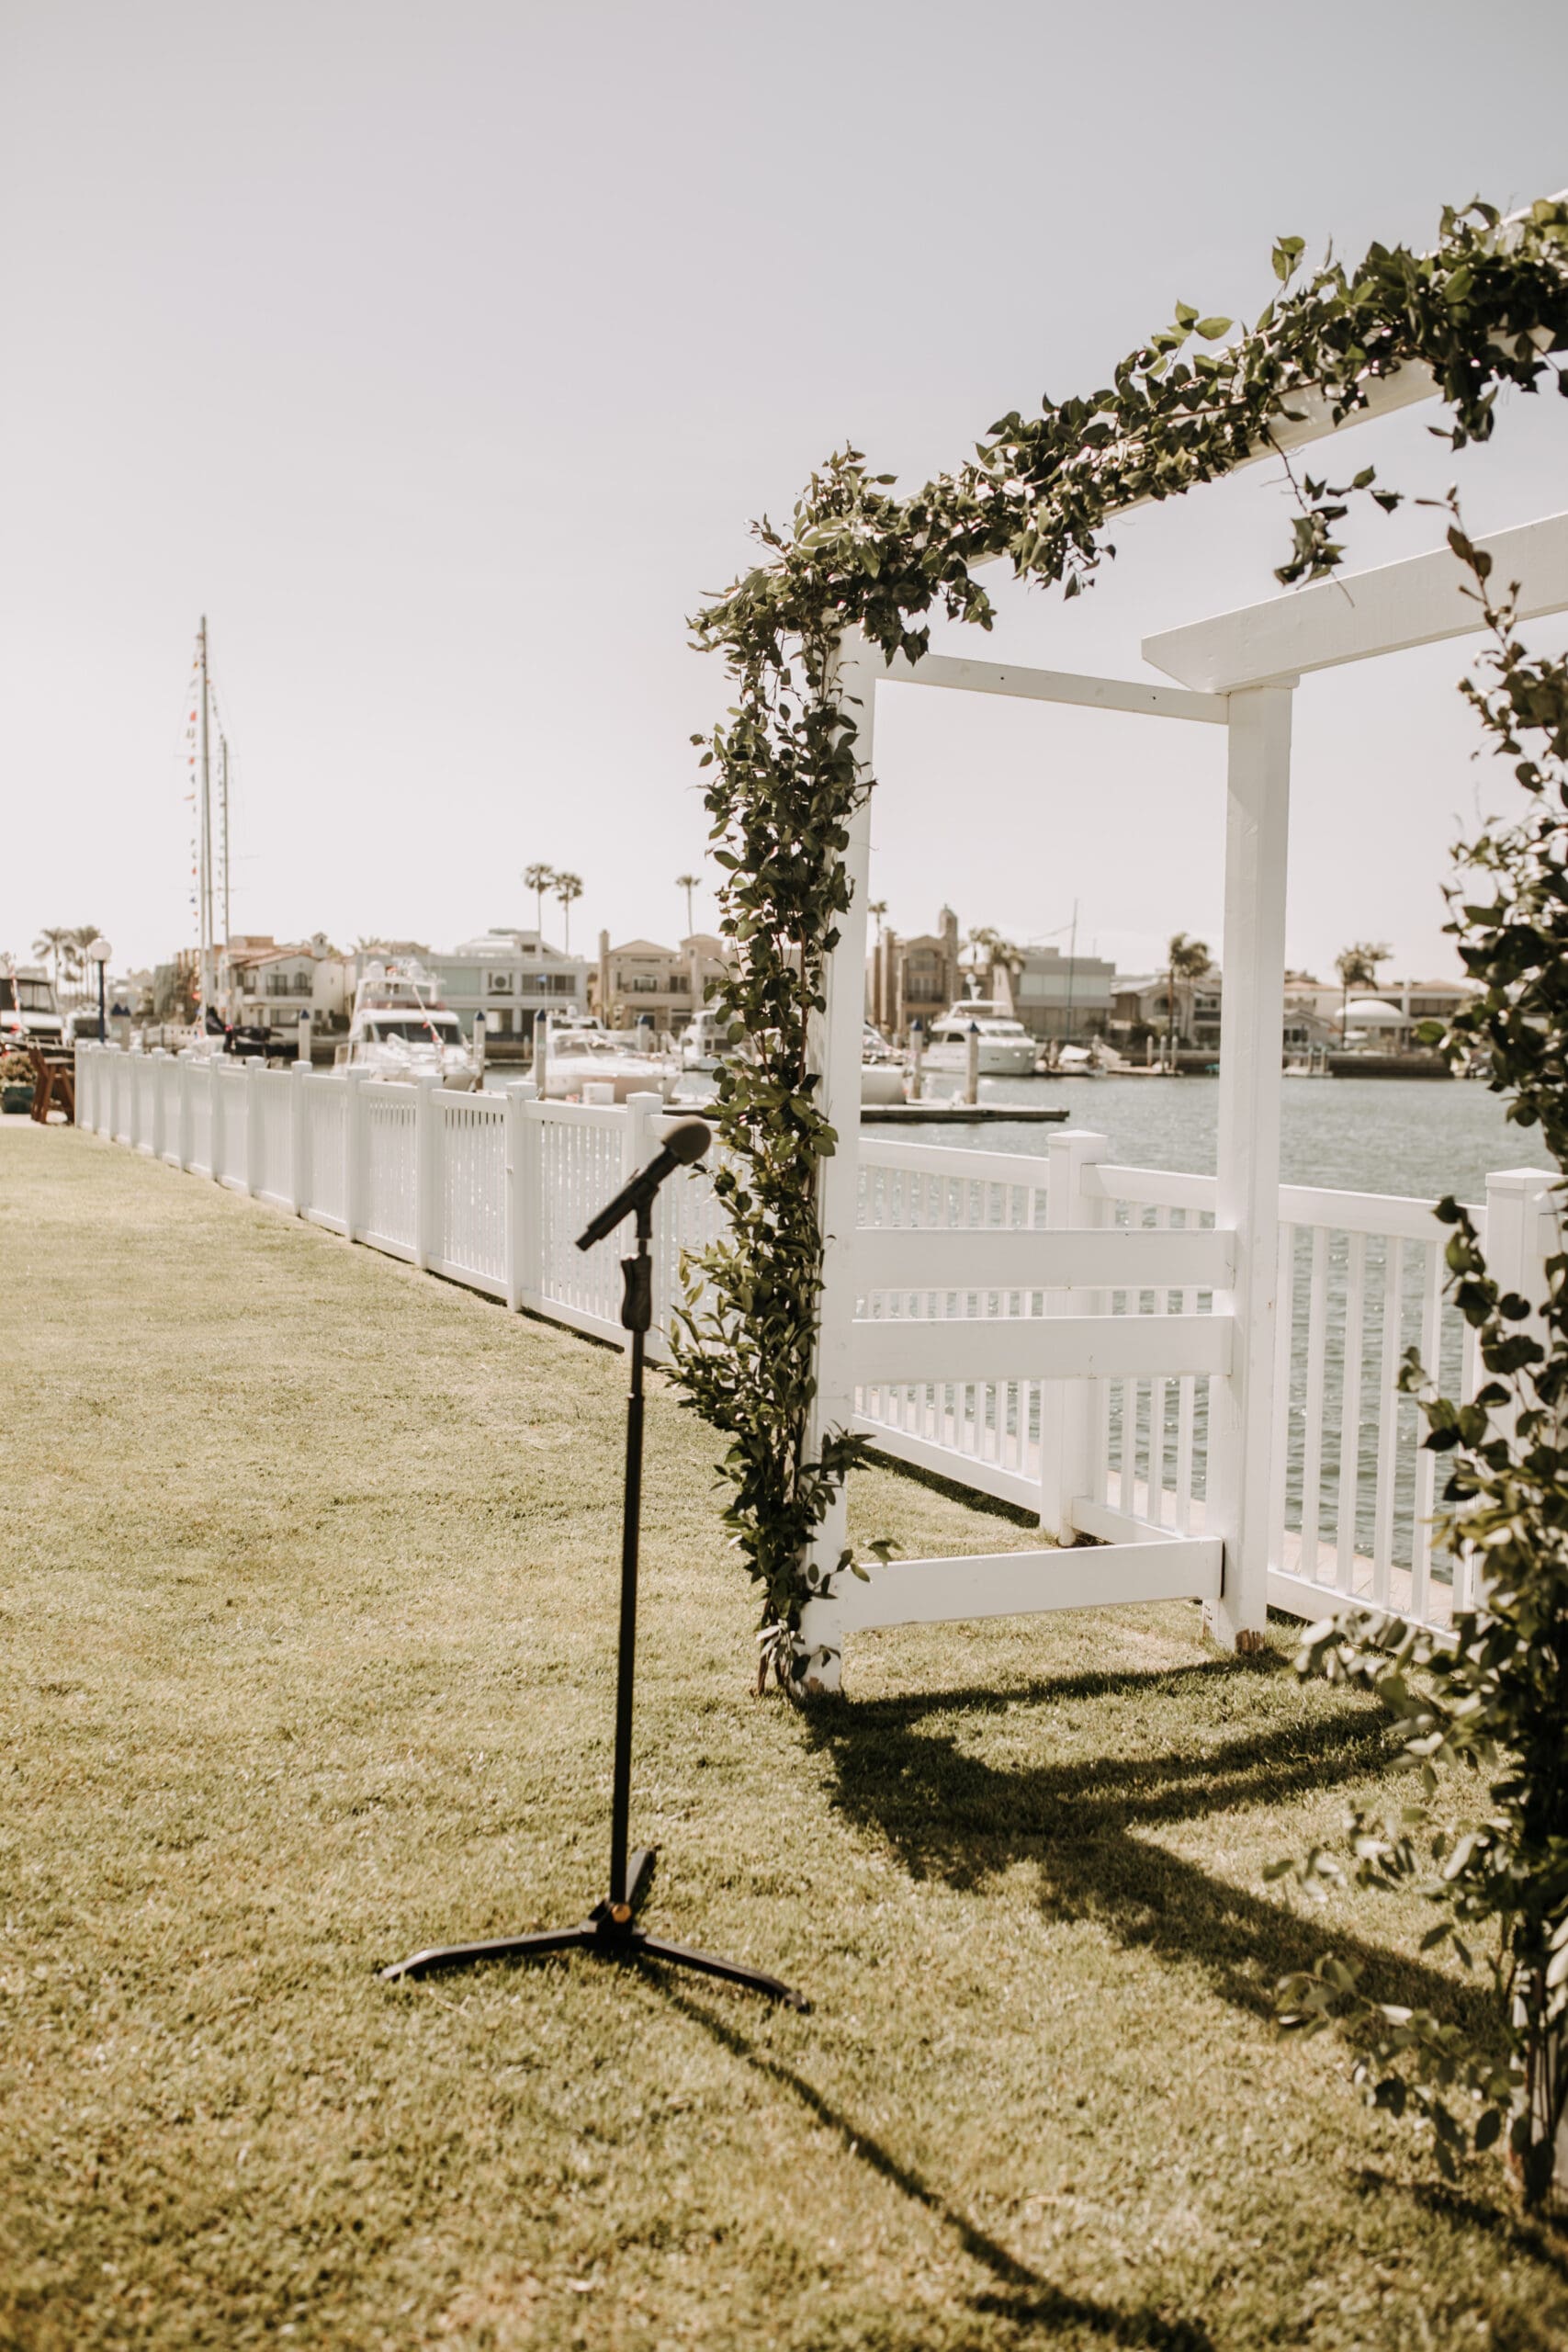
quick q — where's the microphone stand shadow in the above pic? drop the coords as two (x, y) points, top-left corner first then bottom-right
(380, 1126), (809, 2013)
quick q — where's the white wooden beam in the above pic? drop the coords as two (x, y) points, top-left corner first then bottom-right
(880, 649), (1227, 723)
(852, 1310), (1232, 1386)
(796, 631), (877, 1694)
(854, 1221), (1235, 1293)
(1144, 511), (1568, 693)
(1205, 685), (1292, 1650)
(837, 1538), (1221, 1631)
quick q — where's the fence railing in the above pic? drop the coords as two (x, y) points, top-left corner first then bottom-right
(75, 1045), (716, 1360)
(77, 1046), (1557, 1635)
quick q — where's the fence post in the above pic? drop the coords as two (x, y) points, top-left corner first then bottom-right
(1037, 1129), (1110, 1542)
(209, 1057), (225, 1185)
(177, 1051), (196, 1169)
(414, 1074), (442, 1272)
(344, 1069), (367, 1243)
(149, 1048), (167, 1162)
(244, 1058), (265, 1198)
(504, 1079), (537, 1312)
(290, 1060), (311, 1216)
(1481, 1166), (1560, 1464)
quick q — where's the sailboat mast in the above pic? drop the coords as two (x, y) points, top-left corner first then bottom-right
(219, 731), (231, 1016)
(198, 616), (212, 1016)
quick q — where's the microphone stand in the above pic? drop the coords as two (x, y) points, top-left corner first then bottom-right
(380, 1182), (807, 2011)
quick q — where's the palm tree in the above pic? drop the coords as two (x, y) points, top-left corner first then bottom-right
(1335, 940), (1393, 1042)
(675, 873), (701, 937)
(32, 927), (69, 997)
(868, 899), (888, 943)
(1165, 932), (1212, 1069)
(554, 871), (583, 954)
(523, 863), (556, 940)
(67, 925), (103, 1004)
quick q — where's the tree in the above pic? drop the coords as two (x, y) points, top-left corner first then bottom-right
(1334, 939), (1392, 1042)
(868, 899), (888, 943)
(67, 925), (103, 1003)
(523, 863), (556, 940)
(675, 873), (701, 937)
(31, 928), (68, 996)
(554, 871), (582, 954)
(1164, 933), (1211, 1068)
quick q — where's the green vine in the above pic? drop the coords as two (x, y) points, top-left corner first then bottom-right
(671, 196), (1568, 1695)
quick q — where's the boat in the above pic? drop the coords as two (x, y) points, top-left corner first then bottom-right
(680, 1008), (729, 1072)
(860, 1022), (906, 1106)
(922, 997), (1038, 1077)
(1053, 1043), (1101, 1078)
(335, 961), (479, 1088)
(0, 963), (65, 1051)
(537, 1021), (678, 1102)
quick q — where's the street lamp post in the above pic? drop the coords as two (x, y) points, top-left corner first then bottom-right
(87, 937), (112, 1044)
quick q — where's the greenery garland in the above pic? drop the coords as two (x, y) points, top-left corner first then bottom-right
(671, 197), (1568, 1695)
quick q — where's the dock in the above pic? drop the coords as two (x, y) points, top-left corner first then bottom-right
(863, 1100), (1070, 1125)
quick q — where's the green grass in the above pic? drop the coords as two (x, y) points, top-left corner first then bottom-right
(3, 1120), (1564, 2350)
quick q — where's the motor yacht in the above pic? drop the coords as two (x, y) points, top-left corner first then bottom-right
(335, 962), (479, 1088)
(922, 999), (1038, 1077)
(537, 1023), (679, 1102)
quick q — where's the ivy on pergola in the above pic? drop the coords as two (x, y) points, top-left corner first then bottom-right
(670, 196), (1568, 1693)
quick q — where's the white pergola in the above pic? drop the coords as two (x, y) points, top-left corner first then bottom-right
(796, 480), (1568, 1686)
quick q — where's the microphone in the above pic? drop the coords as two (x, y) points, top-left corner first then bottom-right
(575, 1118), (712, 1250)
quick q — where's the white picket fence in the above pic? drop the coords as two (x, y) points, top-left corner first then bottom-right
(77, 1045), (1557, 1636)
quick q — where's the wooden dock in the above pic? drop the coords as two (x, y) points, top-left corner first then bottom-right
(862, 1100), (1070, 1125)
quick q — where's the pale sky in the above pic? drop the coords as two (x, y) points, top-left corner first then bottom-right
(3, 0), (1565, 989)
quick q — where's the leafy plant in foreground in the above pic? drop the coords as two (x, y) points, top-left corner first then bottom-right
(1272, 527), (1568, 2210)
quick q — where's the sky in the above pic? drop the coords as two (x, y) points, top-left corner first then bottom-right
(2, 0), (1565, 989)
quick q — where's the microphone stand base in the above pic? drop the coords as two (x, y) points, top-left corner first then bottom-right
(378, 1848), (809, 2011)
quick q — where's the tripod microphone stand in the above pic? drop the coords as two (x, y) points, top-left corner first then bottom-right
(380, 1118), (807, 2012)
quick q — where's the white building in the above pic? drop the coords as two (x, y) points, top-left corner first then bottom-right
(425, 930), (591, 1043)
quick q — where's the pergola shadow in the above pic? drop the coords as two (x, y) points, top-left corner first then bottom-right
(801, 1659), (1495, 2040)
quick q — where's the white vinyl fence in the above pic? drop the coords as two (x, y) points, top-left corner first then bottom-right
(78, 1045), (1557, 1637)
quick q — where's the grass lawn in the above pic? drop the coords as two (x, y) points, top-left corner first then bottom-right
(4, 1119), (1565, 2350)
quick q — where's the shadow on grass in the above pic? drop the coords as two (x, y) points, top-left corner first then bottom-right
(800, 1661), (1494, 2040)
(1351, 2167), (1568, 2280)
(659, 1981), (1215, 2350)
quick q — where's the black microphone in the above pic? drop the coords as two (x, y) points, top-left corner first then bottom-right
(575, 1118), (712, 1250)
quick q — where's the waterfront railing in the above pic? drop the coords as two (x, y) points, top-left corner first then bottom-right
(77, 1044), (1557, 1639)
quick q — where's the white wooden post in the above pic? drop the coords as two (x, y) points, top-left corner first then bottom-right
(344, 1069), (367, 1243)
(243, 1058), (264, 1198)
(797, 631), (877, 1693)
(177, 1050), (196, 1170)
(517, 1084), (544, 1311)
(1480, 1167), (1560, 1494)
(503, 1079), (536, 1311)
(149, 1048), (167, 1162)
(1037, 1129), (1110, 1541)
(290, 1060), (311, 1215)
(209, 1057), (225, 1186)
(414, 1073), (442, 1271)
(296, 1009), (312, 1065)
(472, 1010), (487, 1081)
(1208, 683), (1293, 1651)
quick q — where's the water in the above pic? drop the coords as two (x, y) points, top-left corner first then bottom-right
(870, 1073), (1540, 1204)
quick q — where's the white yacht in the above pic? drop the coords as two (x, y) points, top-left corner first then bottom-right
(680, 1008), (729, 1072)
(537, 1022), (679, 1102)
(335, 962), (479, 1088)
(922, 999), (1039, 1077)
(860, 1022), (906, 1106)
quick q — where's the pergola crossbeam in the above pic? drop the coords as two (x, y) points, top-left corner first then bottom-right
(880, 649), (1226, 724)
(1144, 511), (1568, 692)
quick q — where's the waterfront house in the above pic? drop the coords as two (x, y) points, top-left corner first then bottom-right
(425, 930), (591, 1044)
(227, 934), (351, 1033)
(590, 933), (729, 1034)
